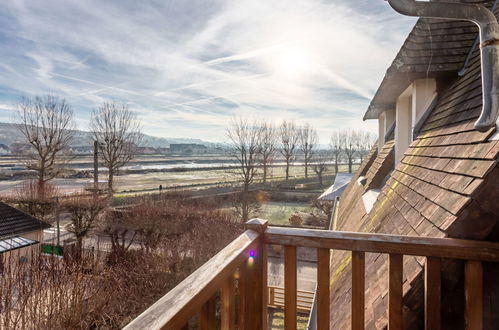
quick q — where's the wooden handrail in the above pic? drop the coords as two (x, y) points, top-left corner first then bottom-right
(264, 227), (499, 262)
(125, 221), (499, 330)
(123, 229), (260, 330)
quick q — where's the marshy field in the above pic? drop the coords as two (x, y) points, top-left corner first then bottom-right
(0, 153), (356, 226)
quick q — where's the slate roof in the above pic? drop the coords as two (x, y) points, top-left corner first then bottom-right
(330, 2), (499, 329)
(0, 202), (50, 239)
(364, 0), (496, 120)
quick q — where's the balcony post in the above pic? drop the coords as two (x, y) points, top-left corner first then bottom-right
(244, 218), (268, 330)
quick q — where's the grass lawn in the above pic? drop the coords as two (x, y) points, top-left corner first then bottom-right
(258, 201), (312, 226)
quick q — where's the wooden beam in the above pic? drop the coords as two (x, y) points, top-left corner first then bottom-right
(425, 257), (441, 330)
(317, 248), (330, 330)
(221, 275), (235, 330)
(242, 219), (267, 330)
(123, 230), (260, 330)
(264, 227), (499, 262)
(389, 254), (403, 330)
(465, 261), (483, 330)
(199, 296), (216, 330)
(285, 245), (297, 330)
(352, 251), (365, 330)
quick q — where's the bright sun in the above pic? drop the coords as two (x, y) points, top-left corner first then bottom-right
(279, 51), (308, 75)
(269, 46), (315, 79)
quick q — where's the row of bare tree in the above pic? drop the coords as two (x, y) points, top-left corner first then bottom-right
(226, 118), (376, 220)
(15, 95), (142, 197)
(226, 119), (318, 183)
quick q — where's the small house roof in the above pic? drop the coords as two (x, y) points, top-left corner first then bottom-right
(0, 202), (51, 238)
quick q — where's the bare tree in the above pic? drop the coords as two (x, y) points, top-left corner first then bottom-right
(298, 124), (318, 178)
(341, 130), (359, 173)
(258, 121), (277, 183)
(15, 95), (74, 195)
(356, 131), (377, 163)
(226, 118), (262, 221)
(312, 151), (328, 187)
(90, 102), (142, 195)
(65, 196), (107, 256)
(330, 130), (343, 174)
(11, 179), (59, 222)
(279, 120), (299, 180)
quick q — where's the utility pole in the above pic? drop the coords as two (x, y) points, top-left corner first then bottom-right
(94, 140), (99, 194)
(55, 196), (60, 247)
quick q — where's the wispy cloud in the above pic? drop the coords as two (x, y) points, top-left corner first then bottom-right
(0, 0), (415, 142)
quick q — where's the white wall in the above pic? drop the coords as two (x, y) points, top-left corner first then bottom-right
(395, 92), (412, 164)
(412, 78), (437, 133)
(378, 109), (396, 151)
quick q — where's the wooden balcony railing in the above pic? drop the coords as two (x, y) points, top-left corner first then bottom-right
(124, 219), (499, 330)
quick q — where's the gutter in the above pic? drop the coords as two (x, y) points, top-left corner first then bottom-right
(387, 0), (499, 132)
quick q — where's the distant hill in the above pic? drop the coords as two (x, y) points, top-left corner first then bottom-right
(0, 122), (216, 148)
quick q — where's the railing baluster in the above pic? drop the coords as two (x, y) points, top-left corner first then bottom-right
(221, 274), (235, 330)
(238, 266), (246, 329)
(317, 248), (330, 330)
(425, 257), (441, 330)
(352, 251), (365, 330)
(389, 254), (403, 330)
(465, 260), (483, 330)
(285, 245), (297, 330)
(262, 242), (268, 330)
(199, 295), (216, 330)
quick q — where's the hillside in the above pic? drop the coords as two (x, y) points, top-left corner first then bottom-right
(0, 122), (215, 148)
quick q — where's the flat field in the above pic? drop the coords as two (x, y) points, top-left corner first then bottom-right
(0, 154), (355, 196)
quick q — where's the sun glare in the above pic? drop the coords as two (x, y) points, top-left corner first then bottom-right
(269, 45), (315, 79)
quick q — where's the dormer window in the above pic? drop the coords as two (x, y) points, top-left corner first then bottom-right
(394, 78), (436, 164)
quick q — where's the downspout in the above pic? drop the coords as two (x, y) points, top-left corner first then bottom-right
(387, 0), (499, 132)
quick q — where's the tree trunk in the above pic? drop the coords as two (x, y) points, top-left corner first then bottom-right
(348, 158), (352, 173)
(318, 173), (323, 187)
(304, 159), (308, 178)
(285, 162), (290, 180)
(241, 192), (249, 222)
(38, 164), (45, 199)
(108, 169), (114, 196)
(263, 163), (268, 183)
(76, 236), (83, 261)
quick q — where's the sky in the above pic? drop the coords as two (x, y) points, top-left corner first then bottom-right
(0, 0), (415, 144)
